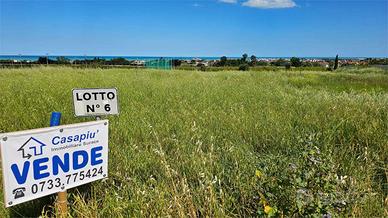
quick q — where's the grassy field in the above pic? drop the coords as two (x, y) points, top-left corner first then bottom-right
(0, 67), (387, 217)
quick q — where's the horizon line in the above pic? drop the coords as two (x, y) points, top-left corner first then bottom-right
(1, 54), (387, 59)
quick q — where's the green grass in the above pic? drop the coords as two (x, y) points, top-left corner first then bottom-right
(0, 67), (387, 217)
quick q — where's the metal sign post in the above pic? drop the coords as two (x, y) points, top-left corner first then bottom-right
(50, 112), (67, 216)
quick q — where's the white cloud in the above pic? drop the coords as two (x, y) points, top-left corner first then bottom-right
(219, 0), (238, 4)
(242, 0), (296, 9)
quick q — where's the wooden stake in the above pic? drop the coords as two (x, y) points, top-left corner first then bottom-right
(57, 191), (68, 216)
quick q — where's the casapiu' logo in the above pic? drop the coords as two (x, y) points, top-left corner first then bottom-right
(17, 137), (46, 159)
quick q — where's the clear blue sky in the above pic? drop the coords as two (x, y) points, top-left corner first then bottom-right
(0, 0), (387, 57)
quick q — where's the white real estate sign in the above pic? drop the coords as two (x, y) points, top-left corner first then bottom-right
(0, 120), (109, 207)
(72, 88), (119, 117)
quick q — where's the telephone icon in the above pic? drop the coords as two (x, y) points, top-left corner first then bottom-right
(12, 187), (26, 199)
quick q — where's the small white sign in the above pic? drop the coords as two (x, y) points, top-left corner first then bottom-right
(72, 88), (119, 117)
(0, 120), (109, 207)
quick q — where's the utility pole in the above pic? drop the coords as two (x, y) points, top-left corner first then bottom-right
(46, 53), (49, 66)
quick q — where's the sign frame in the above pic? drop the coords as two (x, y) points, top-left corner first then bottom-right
(0, 120), (109, 207)
(72, 87), (120, 117)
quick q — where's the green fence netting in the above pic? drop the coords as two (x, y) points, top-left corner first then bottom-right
(144, 59), (172, 70)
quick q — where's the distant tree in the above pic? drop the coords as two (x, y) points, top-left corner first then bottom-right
(110, 57), (130, 65)
(239, 64), (249, 71)
(37, 57), (55, 65)
(216, 57), (244, 67)
(290, 57), (302, 67)
(285, 63), (291, 70)
(197, 63), (207, 71)
(242, 53), (248, 63)
(334, 54), (339, 70)
(271, 58), (288, 67)
(326, 60), (334, 71)
(302, 61), (313, 67)
(366, 58), (388, 65)
(37, 57), (46, 64)
(256, 61), (268, 66)
(172, 59), (182, 67)
(93, 57), (106, 64)
(250, 55), (257, 66)
(220, 56), (227, 66)
(56, 56), (70, 64)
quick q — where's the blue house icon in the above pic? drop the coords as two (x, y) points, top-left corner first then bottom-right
(17, 137), (46, 159)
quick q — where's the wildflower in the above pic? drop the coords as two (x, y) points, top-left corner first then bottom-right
(322, 213), (332, 218)
(255, 169), (263, 178)
(259, 198), (267, 206)
(264, 205), (273, 214)
(258, 192), (267, 205)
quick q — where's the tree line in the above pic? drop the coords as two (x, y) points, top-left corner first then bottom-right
(213, 54), (344, 71)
